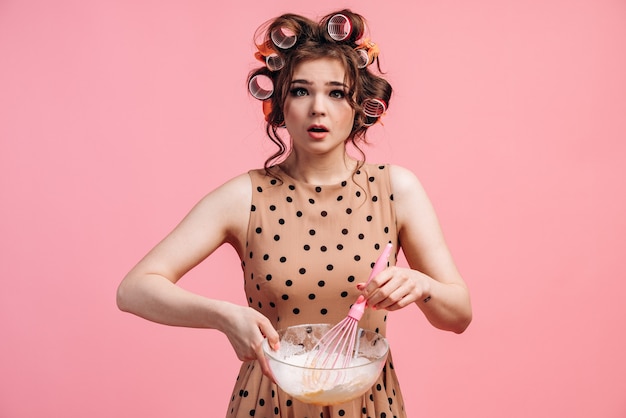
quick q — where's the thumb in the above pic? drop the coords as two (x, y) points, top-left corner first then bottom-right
(262, 324), (280, 351)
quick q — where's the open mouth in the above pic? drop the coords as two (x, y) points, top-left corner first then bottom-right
(308, 125), (328, 133)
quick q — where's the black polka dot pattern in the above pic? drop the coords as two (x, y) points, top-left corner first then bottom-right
(227, 164), (405, 417)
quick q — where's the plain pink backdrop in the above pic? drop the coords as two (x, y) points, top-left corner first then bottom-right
(1, 0), (625, 417)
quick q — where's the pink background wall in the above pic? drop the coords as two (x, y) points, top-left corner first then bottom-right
(1, 0), (625, 417)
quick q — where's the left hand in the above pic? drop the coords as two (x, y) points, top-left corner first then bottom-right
(357, 266), (430, 311)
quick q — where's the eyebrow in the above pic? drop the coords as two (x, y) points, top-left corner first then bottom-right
(290, 79), (348, 89)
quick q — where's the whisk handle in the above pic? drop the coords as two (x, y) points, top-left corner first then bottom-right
(347, 295), (366, 320)
(348, 243), (393, 321)
(366, 242), (393, 285)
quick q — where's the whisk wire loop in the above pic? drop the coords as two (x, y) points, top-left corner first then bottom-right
(305, 243), (393, 371)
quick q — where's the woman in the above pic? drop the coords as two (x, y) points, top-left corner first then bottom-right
(117, 9), (472, 417)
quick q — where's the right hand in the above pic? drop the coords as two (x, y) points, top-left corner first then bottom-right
(220, 303), (280, 380)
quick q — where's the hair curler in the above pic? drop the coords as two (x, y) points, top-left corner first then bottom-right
(355, 40), (379, 69)
(356, 49), (370, 68)
(362, 98), (387, 118)
(265, 53), (285, 71)
(271, 26), (297, 49)
(249, 74), (274, 100)
(327, 13), (352, 41)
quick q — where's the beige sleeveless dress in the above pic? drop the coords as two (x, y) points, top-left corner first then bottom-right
(226, 163), (406, 418)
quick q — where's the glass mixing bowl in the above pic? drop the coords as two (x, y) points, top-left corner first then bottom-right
(262, 323), (389, 405)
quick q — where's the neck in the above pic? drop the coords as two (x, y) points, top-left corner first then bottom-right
(280, 152), (359, 185)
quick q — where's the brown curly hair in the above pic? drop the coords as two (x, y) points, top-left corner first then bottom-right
(248, 9), (393, 173)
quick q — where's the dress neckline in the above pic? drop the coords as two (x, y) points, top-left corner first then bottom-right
(274, 163), (366, 189)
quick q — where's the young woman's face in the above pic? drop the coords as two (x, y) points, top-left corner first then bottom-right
(283, 58), (355, 156)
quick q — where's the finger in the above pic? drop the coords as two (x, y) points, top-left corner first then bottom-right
(364, 268), (394, 294)
(357, 282), (380, 304)
(256, 344), (276, 381)
(256, 319), (280, 382)
(370, 280), (413, 309)
(364, 276), (396, 306)
(258, 319), (280, 351)
(384, 296), (413, 311)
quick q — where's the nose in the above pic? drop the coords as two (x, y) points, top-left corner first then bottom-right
(310, 94), (326, 116)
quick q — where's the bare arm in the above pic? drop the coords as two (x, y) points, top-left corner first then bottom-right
(116, 173), (279, 376)
(360, 165), (472, 333)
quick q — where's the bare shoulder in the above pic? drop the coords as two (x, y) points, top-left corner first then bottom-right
(124, 172), (253, 281)
(211, 172), (253, 201)
(175, 172), (252, 253)
(388, 164), (427, 200)
(387, 167), (464, 289)
(387, 164), (437, 232)
(195, 172), (252, 229)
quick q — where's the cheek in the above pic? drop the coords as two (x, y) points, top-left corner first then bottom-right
(283, 99), (303, 120)
(336, 107), (356, 128)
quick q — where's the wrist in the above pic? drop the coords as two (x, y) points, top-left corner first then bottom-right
(202, 299), (237, 332)
(417, 270), (433, 304)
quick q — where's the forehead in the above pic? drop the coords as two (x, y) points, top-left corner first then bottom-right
(292, 58), (346, 83)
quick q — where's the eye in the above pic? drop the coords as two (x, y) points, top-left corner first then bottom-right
(329, 89), (346, 99)
(289, 87), (308, 97)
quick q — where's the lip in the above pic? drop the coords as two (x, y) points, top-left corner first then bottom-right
(307, 124), (329, 141)
(307, 124), (329, 140)
(307, 124), (329, 132)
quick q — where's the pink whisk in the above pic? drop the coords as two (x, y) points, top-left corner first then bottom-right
(307, 242), (393, 369)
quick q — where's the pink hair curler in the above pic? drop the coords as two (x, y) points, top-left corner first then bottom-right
(355, 40), (379, 69)
(356, 49), (369, 68)
(271, 26), (297, 49)
(327, 13), (352, 41)
(362, 98), (387, 118)
(249, 74), (274, 100)
(265, 53), (285, 71)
